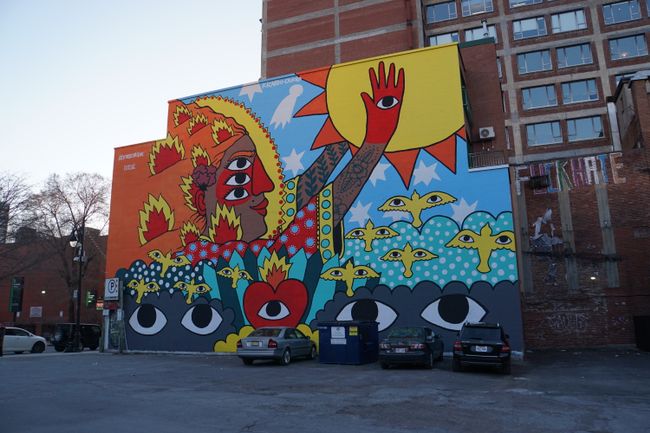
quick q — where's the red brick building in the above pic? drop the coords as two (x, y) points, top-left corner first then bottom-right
(261, 0), (650, 349)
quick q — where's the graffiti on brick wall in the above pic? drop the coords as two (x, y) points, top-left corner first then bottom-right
(106, 46), (524, 354)
(547, 312), (589, 333)
(530, 208), (563, 286)
(515, 153), (626, 195)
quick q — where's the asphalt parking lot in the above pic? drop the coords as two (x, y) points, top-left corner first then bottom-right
(1, 347), (648, 433)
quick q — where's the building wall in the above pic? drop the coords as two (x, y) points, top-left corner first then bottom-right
(106, 46), (524, 354)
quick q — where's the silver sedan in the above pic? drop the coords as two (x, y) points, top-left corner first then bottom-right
(2, 327), (47, 354)
(237, 327), (317, 366)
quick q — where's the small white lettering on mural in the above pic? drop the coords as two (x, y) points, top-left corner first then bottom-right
(118, 151), (145, 161)
(123, 164), (136, 171)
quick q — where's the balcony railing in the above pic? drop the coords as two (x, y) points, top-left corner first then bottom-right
(468, 150), (508, 169)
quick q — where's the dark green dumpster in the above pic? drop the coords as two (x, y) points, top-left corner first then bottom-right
(317, 320), (378, 364)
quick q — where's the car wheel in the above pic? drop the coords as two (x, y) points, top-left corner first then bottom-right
(380, 362), (390, 369)
(279, 348), (291, 366)
(452, 358), (462, 372)
(242, 358), (254, 366)
(501, 360), (511, 375)
(425, 352), (434, 369)
(309, 345), (317, 360)
(31, 342), (45, 353)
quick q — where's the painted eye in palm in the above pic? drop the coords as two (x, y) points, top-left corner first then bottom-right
(129, 304), (167, 335)
(336, 299), (398, 331)
(420, 294), (486, 331)
(257, 300), (291, 320)
(225, 188), (249, 201)
(181, 304), (223, 335)
(227, 157), (251, 171)
(496, 235), (512, 245)
(376, 95), (399, 109)
(226, 173), (250, 186)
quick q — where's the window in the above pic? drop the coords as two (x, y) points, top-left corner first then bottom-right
(603, 1), (641, 25)
(609, 34), (648, 60)
(527, 121), (562, 146)
(429, 32), (459, 46)
(465, 25), (498, 42)
(461, 0), (494, 16)
(522, 85), (557, 110)
(561, 79), (599, 104)
(551, 10), (587, 33)
(567, 116), (603, 141)
(615, 71), (637, 84)
(509, 0), (542, 7)
(513, 17), (547, 40)
(557, 43), (593, 68)
(426, 2), (458, 23)
(517, 49), (552, 74)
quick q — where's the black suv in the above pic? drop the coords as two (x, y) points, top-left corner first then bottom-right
(51, 323), (101, 352)
(452, 322), (511, 374)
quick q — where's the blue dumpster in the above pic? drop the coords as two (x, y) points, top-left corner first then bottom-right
(318, 321), (378, 364)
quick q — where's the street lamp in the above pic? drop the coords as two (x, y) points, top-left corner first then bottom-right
(68, 222), (85, 352)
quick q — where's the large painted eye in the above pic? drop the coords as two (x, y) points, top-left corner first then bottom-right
(459, 234), (474, 243)
(181, 304), (223, 335)
(227, 157), (251, 171)
(420, 294), (486, 331)
(496, 235), (512, 245)
(376, 96), (399, 109)
(225, 188), (249, 201)
(389, 198), (405, 207)
(336, 299), (398, 331)
(257, 301), (290, 320)
(226, 173), (250, 186)
(129, 304), (167, 335)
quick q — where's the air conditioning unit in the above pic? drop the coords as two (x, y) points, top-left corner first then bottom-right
(478, 126), (495, 140)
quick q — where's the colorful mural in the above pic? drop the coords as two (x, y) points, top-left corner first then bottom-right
(106, 45), (523, 353)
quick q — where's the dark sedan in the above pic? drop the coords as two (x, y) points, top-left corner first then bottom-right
(379, 326), (444, 369)
(237, 327), (317, 366)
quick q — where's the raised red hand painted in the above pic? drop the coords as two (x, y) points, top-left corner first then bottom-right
(360, 61), (405, 145)
(243, 279), (308, 328)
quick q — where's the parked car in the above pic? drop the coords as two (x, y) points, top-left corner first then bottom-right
(379, 326), (444, 369)
(51, 323), (101, 352)
(452, 322), (511, 374)
(2, 327), (47, 354)
(237, 327), (317, 366)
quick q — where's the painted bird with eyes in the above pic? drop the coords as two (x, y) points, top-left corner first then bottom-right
(174, 279), (212, 304)
(345, 220), (398, 252)
(380, 242), (437, 278)
(446, 223), (516, 273)
(148, 249), (192, 277)
(378, 190), (456, 228)
(217, 265), (253, 289)
(126, 278), (161, 304)
(320, 261), (380, 297)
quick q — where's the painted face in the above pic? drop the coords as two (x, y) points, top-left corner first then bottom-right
(205, 135), (274, 242)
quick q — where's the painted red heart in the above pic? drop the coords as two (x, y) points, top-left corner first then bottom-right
(244, 279), (308, 328)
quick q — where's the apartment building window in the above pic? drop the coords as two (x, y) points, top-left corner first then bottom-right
(426, 2), (458, 23)
(557, 43), (593, 68)
(609, 34), (648, 59)
(461, 0), (494, 16)
(513, 17), (547, 40)
(551, 10), (587, 33)
(526, 121), (563, 146)
(517, 49), (552, 74)
(509, 0), (542, 7)
(429, 32), (459, 46)
(465, 25), (498, 42)
(567, 116), (603, 141)
(522, 85), (557, 110)
(603, 1), (641, 25)
(561, 79), (599, 104)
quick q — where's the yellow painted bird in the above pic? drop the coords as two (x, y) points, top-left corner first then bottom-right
(174, 279), (211, 304)
(445, 223), (516, 273)
(126, 279), (161, 304)
(380, 242), (437, 278)
(148, 249), (191, 277)
(345, 220), (399, 252)
(217, 265), (253, 288)
(320, 261), (379, 297)
(378, 190), (456, 228)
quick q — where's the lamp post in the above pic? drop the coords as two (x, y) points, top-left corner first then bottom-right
(68, 222), (85, 352)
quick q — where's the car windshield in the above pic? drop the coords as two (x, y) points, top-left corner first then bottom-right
(250, 328), (282, 337)
(388, 327), (424, 338)
(461, 326), (501, 340)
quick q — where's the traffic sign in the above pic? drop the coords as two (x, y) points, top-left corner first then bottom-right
(104, 278), (120, 301)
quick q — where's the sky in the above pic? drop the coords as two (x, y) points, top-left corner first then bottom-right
(0, 0), (262, 187)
